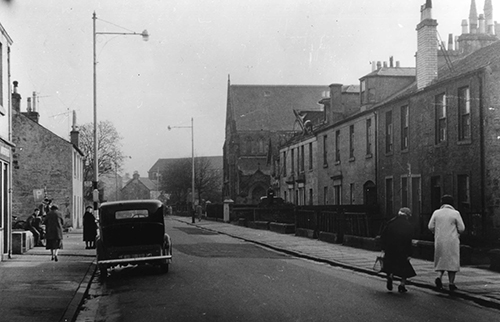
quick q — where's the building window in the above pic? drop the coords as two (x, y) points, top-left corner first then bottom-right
(291, 149), (295, 174)
(309, 188), (313, 205)
(458, 87), (471, 141)
(349, 183), (354, 204)
(349, 125), (355, 159)
(323, 186), (328, 205)
(435, 93), (447, 144)
(360, 80), (366, 105)
(0, 43), (3, 107)
(335, 130), (341, 163)
(385, 110), (393, 153)
(308, 142), (313, 170)
(300, 145), (305, 173)
(401, 176), (409, 207)
(401, 105), (409, 150)
(323, 135), (328, 167)
(366, 118), (372, 156)
(284, 190), (287, 202)
(385, 177), (393, 217)
(457, 174), (470, 211)
(333, 184), (342, 205)
(431, 176), (442, 211)
(282, 151), (287, 175)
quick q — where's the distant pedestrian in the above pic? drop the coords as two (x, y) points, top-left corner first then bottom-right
(428, 195), (465, 291)
(45, 204), (64, 262)
(83, 206), (97, 249)
(196, 204), (202, 222)
(380, 207), (416, 293)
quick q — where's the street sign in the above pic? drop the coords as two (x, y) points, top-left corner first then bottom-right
(33, 189), (45, 203)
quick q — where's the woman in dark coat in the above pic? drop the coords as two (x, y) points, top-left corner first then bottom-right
(380, 207), (416, 293)
(83, 206), (97, 249)
(45, 204), (64, 262)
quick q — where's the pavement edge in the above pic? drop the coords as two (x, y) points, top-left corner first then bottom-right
(60, 261), (97, 322)
(176, 218), (500, 311)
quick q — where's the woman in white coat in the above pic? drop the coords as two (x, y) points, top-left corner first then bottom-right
(428, 195), (465, 291)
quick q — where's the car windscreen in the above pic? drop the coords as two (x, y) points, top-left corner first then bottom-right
(115, 209), (149, 220)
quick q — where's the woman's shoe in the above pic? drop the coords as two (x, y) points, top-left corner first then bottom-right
(449, 284), (458, 291)
(54, 255), (58, 262)
(51, 255), (54, 261)
(398, 285), (408, 293)
(435, 277), (443, 290)
(386, 277), (393, 291)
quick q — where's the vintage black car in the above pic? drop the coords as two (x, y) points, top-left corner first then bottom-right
(96, 199), (172, 277)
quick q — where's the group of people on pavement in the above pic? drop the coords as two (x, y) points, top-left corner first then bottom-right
(25, 201), (99, 261)
(26, 199), (65, 262)
(380, 194), (465, 293)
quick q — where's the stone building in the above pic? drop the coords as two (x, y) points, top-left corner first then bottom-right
(11, 84), (85, 229)
(278, 0), (500, 242)
(376, 0), (500, 239)
(223, 77), (329, 204)
(121, 171), (157, 200)
(0, 21), (13, 260)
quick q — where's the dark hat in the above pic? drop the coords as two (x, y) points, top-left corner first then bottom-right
(398, 207), (412, 216)
(441, 195), (454, 207)
(50, 204), (59, 210)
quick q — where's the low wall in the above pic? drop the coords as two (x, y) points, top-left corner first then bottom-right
(12, 230), (34, 254)
(342, 235), (381, 251)
(269, 223), (295, 234)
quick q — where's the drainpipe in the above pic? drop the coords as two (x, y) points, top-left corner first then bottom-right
(477, 72), (486, 239)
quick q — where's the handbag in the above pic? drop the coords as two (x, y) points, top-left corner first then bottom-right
(373, 255), (384, 272)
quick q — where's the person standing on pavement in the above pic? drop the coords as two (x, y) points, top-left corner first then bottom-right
(380, 207), (416, 293)
(428, 195), (465, 291)
(45, 204), (64, 262)
(83, 206), (97, 249)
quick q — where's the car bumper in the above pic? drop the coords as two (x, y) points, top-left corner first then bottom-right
(97, 255), (172, 265)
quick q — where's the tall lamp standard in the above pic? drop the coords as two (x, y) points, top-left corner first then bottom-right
(168, 117), (195, 223)
(92, 12), (148, 212)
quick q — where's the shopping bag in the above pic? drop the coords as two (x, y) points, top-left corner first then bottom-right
(373, 256), (384, 272)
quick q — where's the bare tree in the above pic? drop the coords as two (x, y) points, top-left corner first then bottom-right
(159, 157), (222, 206)
(79, 120), (125, 201)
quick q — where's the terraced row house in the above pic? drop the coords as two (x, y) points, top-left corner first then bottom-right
(277, 0), (500, 242)
(0, 21), (13, 260)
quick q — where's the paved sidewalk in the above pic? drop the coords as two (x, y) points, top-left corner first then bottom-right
(0, 229), (96, 322)
(173, 216), (500, 310)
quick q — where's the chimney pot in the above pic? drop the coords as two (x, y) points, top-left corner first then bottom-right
(389, 56), (394, 67)
(396, 61), (400, 68)
(377, 61), (382, 69)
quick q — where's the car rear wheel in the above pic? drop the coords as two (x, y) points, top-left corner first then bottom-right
(159, 263), (169, 273)
(99, 265), (108, 278)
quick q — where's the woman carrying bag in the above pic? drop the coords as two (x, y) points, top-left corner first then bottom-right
(380, 207), (416, 293)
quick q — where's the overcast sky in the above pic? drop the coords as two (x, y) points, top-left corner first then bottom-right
(0, 0), (493, 176)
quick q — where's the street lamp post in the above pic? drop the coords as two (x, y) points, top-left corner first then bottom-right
(92, 12), (148, 212)
(168, 117), (195, 223)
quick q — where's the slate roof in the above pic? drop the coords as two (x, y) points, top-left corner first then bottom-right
(361, 67), (416, 79)
(228, 85), (329, 132)
(374, 40), (500, 106)
(148, 156), (223, 178)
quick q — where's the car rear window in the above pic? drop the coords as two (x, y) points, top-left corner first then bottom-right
(115, 209), (149, 219)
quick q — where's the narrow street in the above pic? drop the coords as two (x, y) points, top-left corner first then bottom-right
(77, 219), (499, 322)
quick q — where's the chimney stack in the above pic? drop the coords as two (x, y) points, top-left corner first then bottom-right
(484, 0), (494, 34)
(448, 33), (454, 50)
(416, 0), (438, 90)
(469, 0), (478, 33)
(12, 81), (21, 113)
(389, 56), (394, 67)
(32, 92), (37, 112)
(479, 14), (486, 33)
(70, 110), (80, 148)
